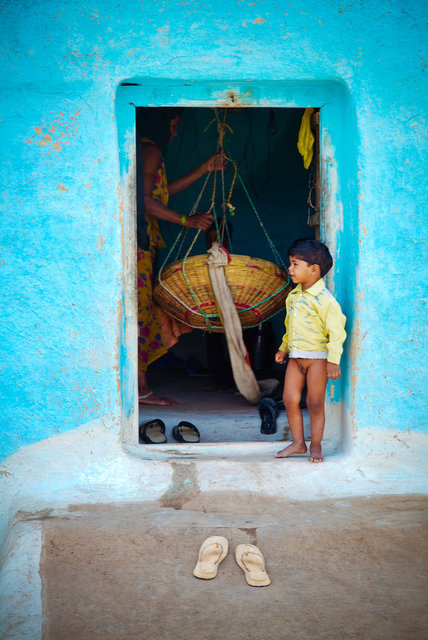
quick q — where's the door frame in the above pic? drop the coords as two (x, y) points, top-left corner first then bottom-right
(115, 78), (358, 456)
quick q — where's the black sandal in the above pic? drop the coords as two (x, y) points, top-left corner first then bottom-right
(259, 398), (279, 434)
(172, 421), (200, 443)
(139, 419), (167, 444)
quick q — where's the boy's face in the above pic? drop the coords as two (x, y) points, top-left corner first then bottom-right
(288, 255), (320, 284)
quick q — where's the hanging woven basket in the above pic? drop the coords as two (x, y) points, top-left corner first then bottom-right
(153, 253), (292, 332)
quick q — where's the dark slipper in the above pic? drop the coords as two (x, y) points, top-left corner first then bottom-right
(172, 421), (200, 443)
(139, 419), (167, 444)
(259, 397), (279, 434)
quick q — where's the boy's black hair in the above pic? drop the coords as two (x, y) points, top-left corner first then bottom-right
(288, 238), (333, 277)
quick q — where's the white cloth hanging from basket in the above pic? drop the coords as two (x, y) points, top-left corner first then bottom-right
(207, 243), (261, 405)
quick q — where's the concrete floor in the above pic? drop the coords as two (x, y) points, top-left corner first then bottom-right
(36, 494), (428, 640)
(1, 369), (427, 639)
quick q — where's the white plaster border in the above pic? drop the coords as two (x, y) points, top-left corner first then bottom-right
(0, 520), (43, 640)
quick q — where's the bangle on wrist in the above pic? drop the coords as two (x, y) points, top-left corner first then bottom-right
(180, 214), (187, 226)
(198, 164), (205, 176)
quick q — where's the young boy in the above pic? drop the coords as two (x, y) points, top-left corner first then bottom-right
(275, 238), (346, 462)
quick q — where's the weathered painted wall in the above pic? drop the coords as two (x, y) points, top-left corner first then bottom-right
(0, 1), (427, 461)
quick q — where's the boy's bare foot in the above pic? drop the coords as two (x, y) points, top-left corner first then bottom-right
(309, 445), (325, 463)
(275, 441), (307, 458)
(139, 391), (177, 406)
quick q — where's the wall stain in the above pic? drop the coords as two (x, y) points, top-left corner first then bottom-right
(160, 462), (200, 510)
(228, 91), (237, 105)
(238, 527), (257, 545)
(15, 508), (55, 521)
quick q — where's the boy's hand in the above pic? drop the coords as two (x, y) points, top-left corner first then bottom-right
(327, 362), (341, 380)
(275, 350), (287, 365)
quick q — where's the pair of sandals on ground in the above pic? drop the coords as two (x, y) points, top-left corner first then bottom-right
(193, 536), (271, 587)
(139, 397), (280, 445)
(139, 419), (200, 444)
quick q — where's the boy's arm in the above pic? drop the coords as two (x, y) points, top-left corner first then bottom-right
(278, 297), (291, 354)
(279, 334), (289, 353)
(325, 299), (347, 365)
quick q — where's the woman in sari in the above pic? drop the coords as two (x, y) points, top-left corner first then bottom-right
(136, 107), (227, 405)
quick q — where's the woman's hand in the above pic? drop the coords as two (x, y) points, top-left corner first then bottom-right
(200, 151), (228, 174)
(185, 212), (214, 231)
(168, 152), (228, 197)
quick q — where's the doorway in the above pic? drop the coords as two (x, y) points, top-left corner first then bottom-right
(136, 106), (319, 445)
(115, 79), (355, 458)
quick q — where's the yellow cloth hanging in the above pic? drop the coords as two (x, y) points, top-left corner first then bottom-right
(297, 108), (315, 169)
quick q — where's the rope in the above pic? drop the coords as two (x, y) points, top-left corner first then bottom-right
(221, 135), (286, 269)
(209, 108), (285, 268)
(157, 107), (290, 328)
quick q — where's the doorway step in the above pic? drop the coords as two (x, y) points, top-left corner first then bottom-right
(133, 369), (325, 460)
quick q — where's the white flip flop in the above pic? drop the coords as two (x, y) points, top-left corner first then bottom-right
(193, 536), (228, 580)
(235, 544), (271, 586)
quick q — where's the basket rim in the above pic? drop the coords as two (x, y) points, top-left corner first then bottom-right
(160, 252), (288, 273)
(156, 252), (290, 318)
(154, 252), (291, 331)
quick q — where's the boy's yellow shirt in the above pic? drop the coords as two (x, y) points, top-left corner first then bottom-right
(279, 278), (347, 365)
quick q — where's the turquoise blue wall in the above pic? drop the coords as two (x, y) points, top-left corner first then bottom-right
(1, 1), (426, 461)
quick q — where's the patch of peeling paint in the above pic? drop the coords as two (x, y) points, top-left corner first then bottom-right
(25, 112), (80, 153)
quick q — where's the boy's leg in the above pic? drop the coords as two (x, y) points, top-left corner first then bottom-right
(275, 359), (307, 458)
(306, 360), (328, 462)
